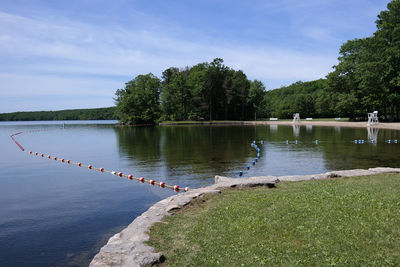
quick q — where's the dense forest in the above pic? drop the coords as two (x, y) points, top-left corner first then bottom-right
(264, 79), (335, 119)
(0, 107), (116, 121)
(115, 58), (266, 124)
(116, 0), (400, 124)
(267, 0), (400, 121)
(326, 0), (400, 121)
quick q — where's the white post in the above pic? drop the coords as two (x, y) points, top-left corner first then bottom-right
(367, 111), (379, 126)
(293, 113), (300, 124)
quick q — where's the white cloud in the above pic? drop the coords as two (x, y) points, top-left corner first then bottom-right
(0, 73), (120, 97)
(0, 6), (342, 111)
(0, 11), (334, 77)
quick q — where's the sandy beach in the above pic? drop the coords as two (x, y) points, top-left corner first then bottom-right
(259, 120), (400, 130)
(161, 120), (400, 130)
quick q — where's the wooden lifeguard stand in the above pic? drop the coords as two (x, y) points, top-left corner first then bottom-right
(293, 113), (300, 124)
(367, 111), (379, 126)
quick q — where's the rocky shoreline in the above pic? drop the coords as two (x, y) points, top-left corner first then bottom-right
(90, 167), (400, 267)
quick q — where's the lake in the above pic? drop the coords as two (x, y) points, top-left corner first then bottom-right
(1, 121), (400, 266)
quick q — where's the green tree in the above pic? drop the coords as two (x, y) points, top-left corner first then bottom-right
(327, 0), (400, 121)
(231, 70), (250, 120)
(327, 38), (366, 119)
(115, 73), (161, 124)
(186, 62), (209, 120)
(160, 67), (180, 120)
(248, 80), (266, 120)
(203, 58), (227, 120)
(375, 0), (400, 120)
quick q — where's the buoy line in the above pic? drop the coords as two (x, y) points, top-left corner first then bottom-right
(238, 140), (263, 177)
(12, 128), (398, 190)
(283, 139), (398, 144)
(10, 131), (188, 192)
(237, 137), (398, 177)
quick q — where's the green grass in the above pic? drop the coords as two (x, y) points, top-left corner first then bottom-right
(148, 174), (400, 266)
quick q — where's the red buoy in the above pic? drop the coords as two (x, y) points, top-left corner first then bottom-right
(149, 179), (155, 185)
(139, 177), (145, 183)
(118, 172), (123, 177)
(67, 160), (71, 164)
(78, 163), (82, 167)
(47, 155), (51, 159)
(128, 174), (133, 180)
(99, 168), (104, 172)
(61, 159), (65, 162)
(184, 187), (189, 192)
(41, 154), (44, 157)
(54, 157), (57, 160)
(88, 165), (92, 169)
(29, 151), (33, 154)
(173, 185), (179, 191)
(159, 182), (165, 188)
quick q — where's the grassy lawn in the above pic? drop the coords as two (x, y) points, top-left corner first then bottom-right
(148, 174), (400, 266)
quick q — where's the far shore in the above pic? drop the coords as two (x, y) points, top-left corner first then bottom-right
(159, 120), (400, 130)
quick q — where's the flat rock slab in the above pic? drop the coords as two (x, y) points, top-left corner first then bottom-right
(90, 167), (400, 267)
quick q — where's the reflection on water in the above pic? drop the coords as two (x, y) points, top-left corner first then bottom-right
(0, 122), (400, 266)
(270, 124), (278, 132)
(367, 126), (379, 143)
(115, 126), (258, 186)
(116, 124), (400, 179)
(293, 124), (300, 137)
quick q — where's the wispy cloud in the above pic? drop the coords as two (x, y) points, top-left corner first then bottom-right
(0, 11), (333, 82)
(0, 0), (391, 112)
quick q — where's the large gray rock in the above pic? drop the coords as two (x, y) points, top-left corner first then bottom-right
(90, 188), (221, 267)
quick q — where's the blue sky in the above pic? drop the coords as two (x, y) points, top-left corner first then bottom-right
(0, 0), (391, 112)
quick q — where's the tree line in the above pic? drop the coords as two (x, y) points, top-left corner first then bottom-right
(116, 0), (400, 123)
(326, 0), (400, 121)
(0, 107), (117, 121)
(115, 58), (266, 124)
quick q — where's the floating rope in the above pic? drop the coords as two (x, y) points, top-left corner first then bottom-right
(283, 139), (399, 145)
(10, 132), (24, 151)
(238, 140), (262, 177)
(10, 131), (188, 192)
(237, 137), (398, 176)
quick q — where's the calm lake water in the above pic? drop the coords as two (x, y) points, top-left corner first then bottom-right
(1, 121), (400, 266)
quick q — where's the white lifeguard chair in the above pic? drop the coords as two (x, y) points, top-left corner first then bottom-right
(367, 111), (379, 126)
(293, 113), (300, 124)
